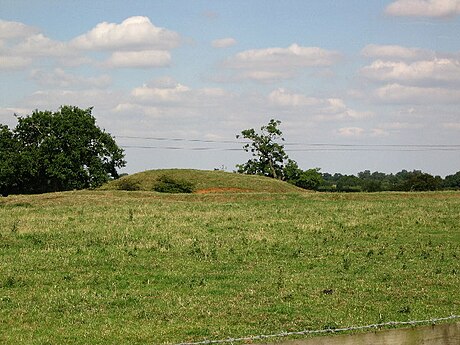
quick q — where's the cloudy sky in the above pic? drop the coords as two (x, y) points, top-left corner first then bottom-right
(1, 0), (460, 176)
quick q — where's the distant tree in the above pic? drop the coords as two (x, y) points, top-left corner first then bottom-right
(336, 175), (362, 192)
(236, 119), (288, 179)
(358, 170), (383, 192)
(1, 106), (126, 195)
(0, 125), (22, 196)
(396, 170), (441, 191)
(284, 160), (324, 190)
(443, 171), (460, 190)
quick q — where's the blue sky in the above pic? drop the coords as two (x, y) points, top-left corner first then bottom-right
(1, 0), (460, 176)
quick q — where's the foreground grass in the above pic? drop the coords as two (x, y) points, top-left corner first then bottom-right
(0, 190), (459, 344)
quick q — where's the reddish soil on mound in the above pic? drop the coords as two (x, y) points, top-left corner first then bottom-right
(195, 187), (251, 194)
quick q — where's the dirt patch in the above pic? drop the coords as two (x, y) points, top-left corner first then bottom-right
(195, 187), (252, 194)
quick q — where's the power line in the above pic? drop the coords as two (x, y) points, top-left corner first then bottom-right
(120, 145), (460, 152)
(116, 135), (460, 150)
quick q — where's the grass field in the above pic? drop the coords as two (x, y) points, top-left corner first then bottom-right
(1, 173), (459, 344)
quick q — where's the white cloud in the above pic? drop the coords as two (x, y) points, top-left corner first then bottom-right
(385, 0), (460, 18)
(224, 44), (340, 82)
(379, 122), (424, 130)
(21, 89), (125, 114)
(268, 88), (325, 107)
(0, 20), (88, 70)
(443, 122), (460, 129)
(212, 37), (237, 48)
(130, 80), (229, 106)
(268, 88), (372, 120)
(0, 20), (39, 39)
(105, 50), (171, 68)
(374, 83), (460, 103)
(229, 44), (339, 67)
(13, 33), (73, 57)
(71, 16), (180, 51)
(0, 55), (32, 69)
(370, 128), (390, 137)
(361, 58), (460, 85)
(30, 68), (112, 88)
(131, 83), (191, 103)
(337, 127), (365, 137)
(361, 44), (434, 60)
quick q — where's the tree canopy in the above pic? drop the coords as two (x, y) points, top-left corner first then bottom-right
(236, 119), (288, 179)
(0, 106), (125, 196)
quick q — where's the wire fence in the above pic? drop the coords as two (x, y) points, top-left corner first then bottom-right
(173, 314), (460, 345)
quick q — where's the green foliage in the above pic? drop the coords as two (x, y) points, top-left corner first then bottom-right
(322, 169), (451, 193)
(115, 178), (141, 191)
(153, 174), (195, 193)
(444, 171), (460, 190)
(0, 125), (20, 196)
(396, 171), (442, 191)
(0, 106), (125, 195)
(284, 160), (324, 190)
(336, 175), (362, 192)
(236, 119), (288, 179)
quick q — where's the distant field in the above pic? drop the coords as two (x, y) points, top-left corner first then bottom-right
(1, 187), (459, 344)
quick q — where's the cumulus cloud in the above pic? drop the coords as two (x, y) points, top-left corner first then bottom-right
(337, 127), (365, 137)
(374, 83), (460, 103)
(212, 38), (237, 48)
(223, 44), (340, 82)
(361, 58), (460, 85)
(30, 68), (112, 88)
(268, 88), (372, 120)
(71, 16), (180, 51)
(385, 0), (460, 18)
(129, 79), (230, 107)
(0, 20), (39, 39)
(361, 44), (435, 60)
(0, 20), (88, 70)
(0, 55), (32, 70)
(12, 33), (73, 58)
(105, 50), (171, 68)
(443, 122), (460, 129)
(0, 17), (180, 71)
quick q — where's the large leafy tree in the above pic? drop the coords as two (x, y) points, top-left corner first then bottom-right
(0, 106), (125, 195)
(236, 119), (288, 179)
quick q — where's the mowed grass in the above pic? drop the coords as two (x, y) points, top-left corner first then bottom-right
(0, 189), (459, 344)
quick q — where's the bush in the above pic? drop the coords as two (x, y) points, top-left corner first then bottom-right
(153, 175), (195, 193)
(116, 179), (141, 191)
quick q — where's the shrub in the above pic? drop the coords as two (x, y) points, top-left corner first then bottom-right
(116, 178), (141, 191)
(153, 175), (195, 193)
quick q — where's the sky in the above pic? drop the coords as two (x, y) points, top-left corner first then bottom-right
(1, 0), (460, 177)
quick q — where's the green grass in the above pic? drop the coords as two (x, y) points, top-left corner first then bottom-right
(0, 190), (459, 344)
(101, 169), (304, 194)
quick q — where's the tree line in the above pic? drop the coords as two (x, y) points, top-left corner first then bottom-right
(237, 119), (460, 192)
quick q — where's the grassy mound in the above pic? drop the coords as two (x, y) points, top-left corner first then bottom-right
(102, 169), (304, 193)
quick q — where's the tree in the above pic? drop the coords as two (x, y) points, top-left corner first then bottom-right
(1, 106), (126, 195)
(0, 125), (22, 196)
(236, 119), (288, 179)
(394, 170), (440, 191)
(443, 171), (460, 190)
(283, 159), (324, 190)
